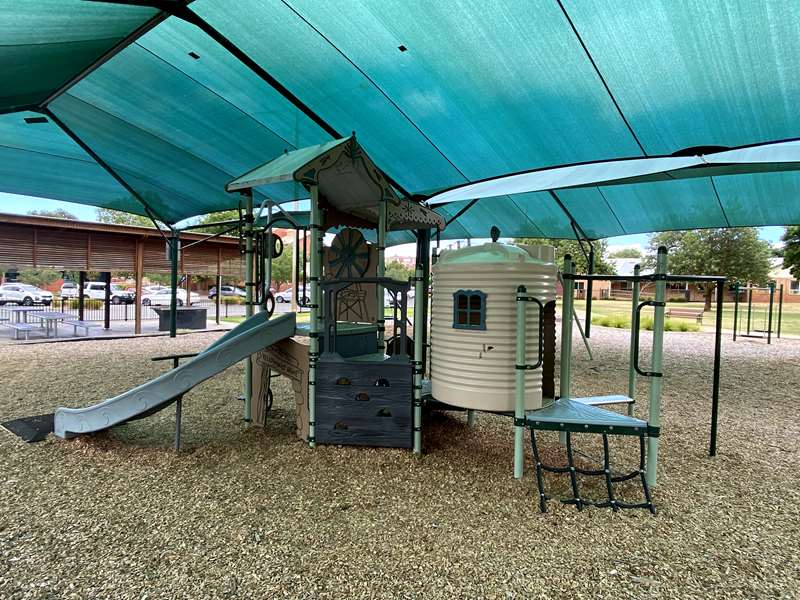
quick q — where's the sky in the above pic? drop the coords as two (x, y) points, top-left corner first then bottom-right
(0, 192), (787, 260)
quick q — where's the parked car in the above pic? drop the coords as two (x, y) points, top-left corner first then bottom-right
(0, 284), (48, 306)
(141, 286), (199, 306)
(83, 282), (136, 304)
(208, 285), (246, 300)
(275, 287), (309, 303)
(20, 285), (53, 306)
(60, 281), (79, 299)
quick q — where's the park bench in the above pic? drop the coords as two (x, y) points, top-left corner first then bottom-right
(63, 319), (100, 337)
(665, 307), (703, 323)
(2, 322), (35, 340)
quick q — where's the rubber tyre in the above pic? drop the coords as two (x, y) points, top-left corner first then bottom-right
(22, 297), (33, 306)
(111, 296), (122, 305)
(43, 300), (52, 306)
(275, 296), (285, 303)
(177, 299), (184, 306)
(142, 298), (151, 306)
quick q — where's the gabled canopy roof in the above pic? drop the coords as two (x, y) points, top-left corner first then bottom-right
(1, 1), (800, 238)
(229, 136), (444, 231)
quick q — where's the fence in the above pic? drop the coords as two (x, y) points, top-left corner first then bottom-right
(0, 297), (248, 324)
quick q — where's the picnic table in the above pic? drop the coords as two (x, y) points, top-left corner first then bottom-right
(3, 306), (44, 323)
(29, 311), (70, 337)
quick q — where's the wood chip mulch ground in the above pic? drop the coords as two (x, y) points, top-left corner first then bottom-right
(1, 327), (798, 599)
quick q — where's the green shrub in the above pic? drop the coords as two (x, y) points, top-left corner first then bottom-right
(592, 314), (699, 332)
(64, 298), (103, 310)
(222, 296), (244, 305)
(668, 297), (688, 303)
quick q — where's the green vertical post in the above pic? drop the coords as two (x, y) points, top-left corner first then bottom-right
(646, 246), (667, 487)
(264, 202), (274, 308)
(413, 263), (424, 454)
(559, 257), (574, 446)
(169, 231), (179, 338)
(767, 281), (775, 344)
(585, 246), (594, 338)
(308, 185), (322, 448)
(732, 282), (739, 341)
(514, 284), (528, 479)
(376, 197), (386, 352)
(243, 192), (254, 423)
(559, 256), (574, 400)
(746, 286), (753, 335)
(627, 264), (641, 416)
(777, 284), (784, 339)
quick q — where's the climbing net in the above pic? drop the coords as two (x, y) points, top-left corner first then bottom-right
(529, 429), (656, 514)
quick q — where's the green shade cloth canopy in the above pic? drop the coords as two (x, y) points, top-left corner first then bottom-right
(2, 1), (800, 237)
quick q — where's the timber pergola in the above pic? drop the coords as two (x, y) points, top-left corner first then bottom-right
(0, 213), (242, 334)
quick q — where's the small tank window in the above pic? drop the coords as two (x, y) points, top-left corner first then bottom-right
(452, 290), (486, 330)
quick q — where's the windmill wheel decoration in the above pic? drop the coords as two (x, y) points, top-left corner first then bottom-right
(329, 228), (370, 279)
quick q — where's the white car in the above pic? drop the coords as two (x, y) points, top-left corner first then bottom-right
(60, 281), (80, 299)
(141, 286), (199, 306)
(20, 285), (53, 305)
(83, 282), (135, 304)
(0, 283), (48, 306)
(275, 287), (309, 303)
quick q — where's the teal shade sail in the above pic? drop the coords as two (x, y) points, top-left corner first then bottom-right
(1, 0), (800, 236)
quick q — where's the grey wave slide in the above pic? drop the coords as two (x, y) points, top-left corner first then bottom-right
(51, 311), (296, 439)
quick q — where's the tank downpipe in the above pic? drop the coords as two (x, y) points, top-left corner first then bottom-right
(412, 263), (424, 454)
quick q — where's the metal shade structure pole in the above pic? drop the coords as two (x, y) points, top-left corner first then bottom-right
(243, 192), (254, 422)
(645, 247), (667, 487)
(169, 231), (179, 338)
(103, 271), (111, 329)
(710, 279), (724, 456)
(307, 184), (322, 447)
(767, 281), (775, 345)
(585, 246), (595, 338)
(627, 264), (641, 416)
(732, 282), (739, 341)
(559, 256), (575, 446)
(777, 284), (784, 338)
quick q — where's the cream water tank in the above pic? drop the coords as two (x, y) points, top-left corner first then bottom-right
(430, 242), (557, 411)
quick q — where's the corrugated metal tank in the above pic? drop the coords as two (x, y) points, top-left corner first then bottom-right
(430, 242), (557, 411)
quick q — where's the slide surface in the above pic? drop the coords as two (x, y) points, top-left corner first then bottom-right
(54, 312), (296, 438)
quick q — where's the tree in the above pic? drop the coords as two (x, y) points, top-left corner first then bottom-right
(385, 260), (413, 282)
(782, 226), (800, 280)
(647, 228), (771, 310)
(96, 207), (159, 228)
(271, 243), (294, 286)
(193, 210), (240, 234)
(28, 208), (77, 220)
(17, 268), (61, 288)
(609, 247), (642, 259)
(514, 238), (615, 274)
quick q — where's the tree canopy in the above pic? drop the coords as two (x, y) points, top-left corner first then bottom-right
(96, 207), (159, 228)
(385, 260), (413, 282)
(608, 247), (642, 259)
(28, 208), (77, 220)
(514, 238), (615, 274)
(647, 228), (771, 309)
(782, 226), (800, 280)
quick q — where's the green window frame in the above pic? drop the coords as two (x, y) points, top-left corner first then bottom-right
(453, 289), (486, 330)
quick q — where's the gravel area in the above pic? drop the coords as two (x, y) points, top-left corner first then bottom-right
(1, 328), (799, 599)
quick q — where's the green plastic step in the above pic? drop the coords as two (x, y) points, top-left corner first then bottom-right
(525, 398), (651, 436)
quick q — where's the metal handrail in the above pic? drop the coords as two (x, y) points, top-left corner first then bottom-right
(632, 300), (664, 377)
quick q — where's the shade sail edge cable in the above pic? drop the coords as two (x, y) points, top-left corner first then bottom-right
(708, 176), (731, 228)
(594, 186), (627, 234)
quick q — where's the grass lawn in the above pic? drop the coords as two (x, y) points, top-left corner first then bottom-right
(573, 298), (800, 337)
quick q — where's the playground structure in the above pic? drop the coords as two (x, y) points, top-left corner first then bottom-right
(2, 136), (725, 515)
(732, 282), (784, 344)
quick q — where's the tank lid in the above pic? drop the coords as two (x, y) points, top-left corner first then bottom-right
(437, 242), (554, 265)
